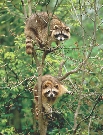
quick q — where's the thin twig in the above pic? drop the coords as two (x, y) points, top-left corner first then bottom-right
(73, 95), (101, 133)
(21, 0), (27, 19)
(88, 117), (92, 135)
(58, 60), (66, 77)
(10, 0), (23, 14)
(27, 0), (32, 17)
(73, 96), (82, 131)
(32, 49), (39, 67)
(70, 0), (81, 25)
(73, 0), (87, 133)
(6, 64), (19, 80)
(73, 1), (97, 134)
(10, 75), (37, 89)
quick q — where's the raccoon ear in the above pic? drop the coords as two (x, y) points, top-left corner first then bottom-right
(54, 84), (59, 89)
(42, 81), (50, 89)
(54, 25), (59, 30)
(65, 27), (70, 32)
(43, 83), (48, 89)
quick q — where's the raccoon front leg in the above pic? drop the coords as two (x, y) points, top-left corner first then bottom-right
(56, 40), (60, 47)
(43, 103), (53, 118)
(46, 40), (60, 52)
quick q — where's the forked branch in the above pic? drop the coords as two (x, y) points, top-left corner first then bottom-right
(58, 56), (88, 81)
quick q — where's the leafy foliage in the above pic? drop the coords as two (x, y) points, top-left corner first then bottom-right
(0, 0), (103, 134)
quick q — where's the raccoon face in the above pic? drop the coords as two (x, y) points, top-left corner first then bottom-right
(34, 75), (71, 119)
(42, 81), (59, 101)
(51, 25), (70, 41)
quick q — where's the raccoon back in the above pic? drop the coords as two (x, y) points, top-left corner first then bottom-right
(24, 12), (70, 54)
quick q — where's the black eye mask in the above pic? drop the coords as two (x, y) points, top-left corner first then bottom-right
(54, 34), (69, 41)
(54, 34), (68, 38)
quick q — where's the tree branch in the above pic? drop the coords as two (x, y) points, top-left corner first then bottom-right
(21, 0), (27, 19)
(10, 0), (23, 14)
(88, 117), (92, 134)
(27, 0), (32, 17)
(6, 64), (19, 80)
(58, 57), (87, 81)
(73, 95), (101, 134)
(58, 60), (66, 78)
(73, 96), (82, 132)
(32, 49), (39, 67)
(33, 48), (49, 135)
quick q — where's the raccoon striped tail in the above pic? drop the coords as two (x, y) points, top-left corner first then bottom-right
(26, 37), (34, 54)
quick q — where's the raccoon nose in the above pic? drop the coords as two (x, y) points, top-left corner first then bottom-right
(60, 38), (63, 41)
(49, 93), (54, 98)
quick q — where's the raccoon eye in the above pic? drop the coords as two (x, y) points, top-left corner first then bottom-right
(44, 90), (50, 97)
(53, 91), (58, 95)
(65, 27), (70, 32)
(55, 84), (59, 89)
(54, 25), (59, 30)
(45, 90), (50, 94)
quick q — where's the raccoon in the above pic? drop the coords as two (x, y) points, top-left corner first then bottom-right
(34, 75), (72, 119)
(24, 12), (70, 54)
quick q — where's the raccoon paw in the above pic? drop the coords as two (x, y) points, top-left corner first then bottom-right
(44, 112), (53, 120)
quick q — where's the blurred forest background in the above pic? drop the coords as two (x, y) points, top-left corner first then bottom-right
(0, 0), (103, 134)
